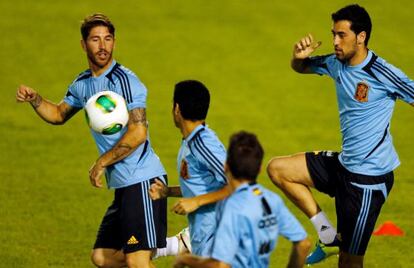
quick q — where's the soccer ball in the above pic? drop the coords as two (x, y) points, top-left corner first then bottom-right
(85, 91), (129, 135)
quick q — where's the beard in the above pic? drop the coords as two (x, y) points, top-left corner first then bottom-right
(337, 50), (356, 62)
(87, 49), (113, 69)
(334, 42), (357, 63)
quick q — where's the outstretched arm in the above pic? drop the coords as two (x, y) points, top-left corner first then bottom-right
(89, 107), (148, 188)
(291, 34), (321, 74)
(16, 85), (79, 124)
(149, 181), (230, 215)
(172, 185), (231, 215)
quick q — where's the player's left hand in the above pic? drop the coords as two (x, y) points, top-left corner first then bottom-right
(172, 197), (200, 215)
(89, 161), (105, 188)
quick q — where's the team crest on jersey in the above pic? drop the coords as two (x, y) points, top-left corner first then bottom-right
(354, 81), (369, 102)
(180, 159), (190, 179)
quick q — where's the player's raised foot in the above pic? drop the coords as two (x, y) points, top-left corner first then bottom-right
(176, 227), (192, 254)
(306, 238), (340, 265)
(151, 228), (191, 259)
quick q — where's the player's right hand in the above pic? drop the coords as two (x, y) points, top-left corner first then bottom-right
(16, 85), (38, 102)
(149, 178), (168, 200)
(293, 34), (322, 59)
(172, 197), (200, 215)
(89, 161), (105, 188)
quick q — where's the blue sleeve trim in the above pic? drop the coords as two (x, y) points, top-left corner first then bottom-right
(113, 68), (133, 103)
(308, 54), (334, 76)
(75, 70), (92, 82)
(192, 135), (227, 182)
(372, 62), (414, 99)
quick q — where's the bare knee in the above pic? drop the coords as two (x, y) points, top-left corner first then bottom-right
(267, 153), (313, 188)
(91, 250), (105, 267)
(339, 251), (364, 268)
(267, 157), (289, 186)
(91, 248), (124, 268)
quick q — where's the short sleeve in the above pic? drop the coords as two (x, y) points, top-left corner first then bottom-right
(275, 197), (307, 242)
(373, 62), (414, 104)
(307, 54), (336, 78)
(63, 84), (83, 108)
(125, 75), (147, 110)
(192, 134), (227, 184)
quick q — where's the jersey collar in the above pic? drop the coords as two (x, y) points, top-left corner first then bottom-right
(91, 60), (117, 79)
(102, 60), (117, 76)
(347, 50), (373, 69)
(185, 123), (205, 142)
(234, 181), (258, 193)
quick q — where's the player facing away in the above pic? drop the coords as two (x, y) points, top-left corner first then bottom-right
(16, 14), (178, 268)
(149, 80), (231, 257)
(174, 131), (311, 268)
(267, 4), (414, 268)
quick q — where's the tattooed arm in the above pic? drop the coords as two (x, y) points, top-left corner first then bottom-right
(16, 84), (79, 124)
(89, 108), (148, 188)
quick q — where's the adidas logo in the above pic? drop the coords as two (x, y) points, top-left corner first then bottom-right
(127, 236), (139, 245)
(320, 225), (330, 232)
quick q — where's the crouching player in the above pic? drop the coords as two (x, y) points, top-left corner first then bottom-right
(174, 131), (311, 268)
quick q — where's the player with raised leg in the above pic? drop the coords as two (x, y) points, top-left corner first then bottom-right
(267, 4), (414, 267)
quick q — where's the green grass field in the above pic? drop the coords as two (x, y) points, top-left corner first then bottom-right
(1, 0), (414, 267)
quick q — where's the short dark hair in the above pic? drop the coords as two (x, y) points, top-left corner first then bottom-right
(227, 131), (264, 181)
(332, 4), (372, 45)
(173, 80), (210, 121)
(81, 13), (115, 41)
